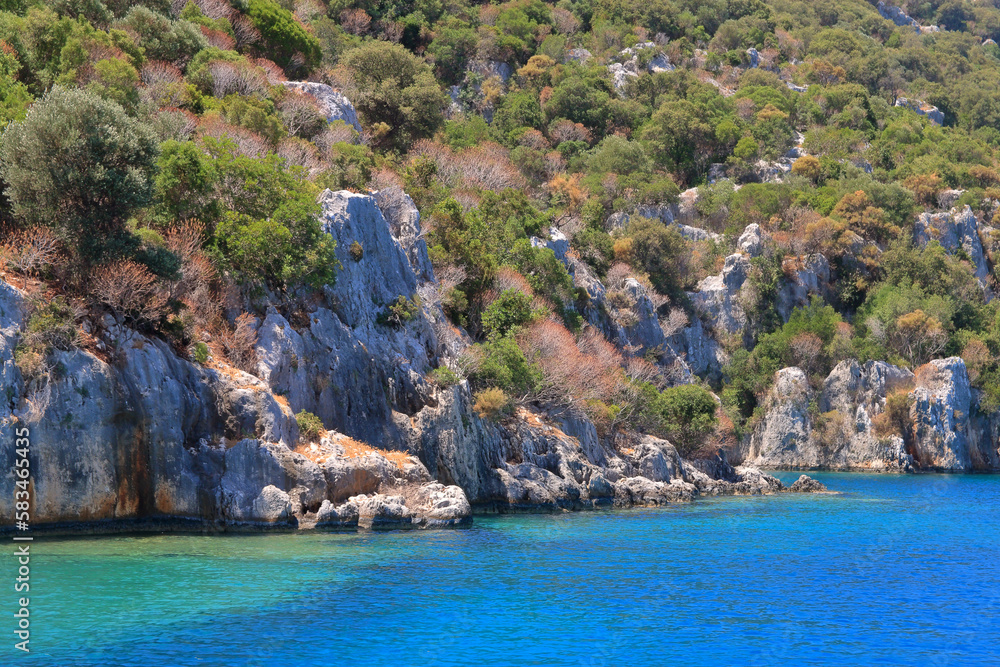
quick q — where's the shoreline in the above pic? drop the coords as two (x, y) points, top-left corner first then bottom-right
(7, 469), (996, 537)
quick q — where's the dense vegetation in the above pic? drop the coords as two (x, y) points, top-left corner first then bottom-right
(5, 0), (1000, 452)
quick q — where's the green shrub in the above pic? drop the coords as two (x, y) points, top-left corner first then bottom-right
(340, 41), (446, 152)
(245, 0), (321, 75)
(622, 216), (686, 297)
(481, 289), (536, 339)
(192, 341), (209, 364)
(0, 86), (158, 266)
(15, 296), (79, 379)
(651, 384), (718, 456)
(470, 335), (541, 397)
(295, 410), (325, 441)
(377, 295), (420, 328)
(349, 241), (364, 261)
(203, 139), (340, 292)
(429, 365), (461, 388)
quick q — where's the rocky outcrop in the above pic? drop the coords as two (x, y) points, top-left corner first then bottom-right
(738, 224), (765, 257)
(745, 368), (814, 467)
(742, 357), (1000, 472)
(877, 0), (920, 30)
(910, 358), (973, 470)
(914, 205), (990, 288)
(608, 43), (674, 92)
(691, 253), (750, 337)
(281, 81), (362, 135)
(895, 97), (944, 125)
(0, 182), (832, 534)
(468, 59), (512, 83)
(789, 475), (827, 492)
(776, 254), (831, 321)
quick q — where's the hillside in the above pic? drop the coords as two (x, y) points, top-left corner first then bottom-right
(0, 0), (998, 529)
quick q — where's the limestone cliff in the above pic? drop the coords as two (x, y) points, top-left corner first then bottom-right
(742, 358), (1000, 472)
(0, 190), (813, 533)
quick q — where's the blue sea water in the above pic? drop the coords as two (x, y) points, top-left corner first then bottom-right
(4, 472), (1000, 666)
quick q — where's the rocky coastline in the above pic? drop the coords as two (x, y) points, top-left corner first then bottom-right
(0, 187), (991, 536)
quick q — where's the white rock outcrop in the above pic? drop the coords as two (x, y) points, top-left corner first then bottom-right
(281, 81), (362, 135)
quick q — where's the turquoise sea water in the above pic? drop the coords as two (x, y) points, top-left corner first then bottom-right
(4, 472), (1000, 666)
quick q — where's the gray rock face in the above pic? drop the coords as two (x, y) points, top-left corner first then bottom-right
(910, 358), (973, 470)
(468, 59), (512, 83)
(746, 368), (814, 467)
(373, 186), (435, 283)
(877, 0), (920, 29)
(743, 357), (1000, 471)
(895, 97), (944, 125)
(789, 475), (827, 492)
(776, 254), (831, 321)
(608, 59), (639, 91)
(691, 254), (750, 336)
(914, 205), (990, 288)
(565, 48), (592, 63)
(746, 47), (760, 68)
(648, 53), (674, 73)
(281, 81), (362, 135)
(738, 224), (764, 257)
(743, 361), (916, 471)
(0, 178), (836, 534)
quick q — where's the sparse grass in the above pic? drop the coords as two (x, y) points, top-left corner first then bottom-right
(294, 433), (412, 470)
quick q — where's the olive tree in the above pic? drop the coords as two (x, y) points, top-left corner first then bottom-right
(0, 86), (159, 264)
(340, 41), (446, 152)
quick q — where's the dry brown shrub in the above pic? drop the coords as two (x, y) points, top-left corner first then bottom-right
(474, 387), (511, 420)
(547, 173), (586, 212)
(314, 122), (359, 150)
(549, 120), (591, 145)
(369, 168), (404, 192)
(605, 263), (633, 290)
(551, 6), (580, 34)
(872, 388), (914, 441)
(294, 0), (325, 21)
(154, 107), (198, 141)
(814, 409), (850, 448)
(340, 7), (372, 35)
(205, 60), (269, 97)
(1, 227), (61, 286)
(660, 308), (689, 337)
(518, 129), (550, 150)
(254, 58), (286, 84)
(962, 339), (990, 384)
(200, 26), (236, 50)
(178, 0), (232, 20)
(277, 137), (322, 170)
(231, 15), (262, 47)
(490, 267), (534, 297)
(89, 261), (167, 325)
(279, 90), (324, 138)
(218, 312), (258, 372)
(478, 4), (500, 25)
(790, 331), (824, 378)
(198, 119), (270, 158)
(409, 140), (525, 192)
(140, 60), (183, 86)
(519, 319), (623, 409)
